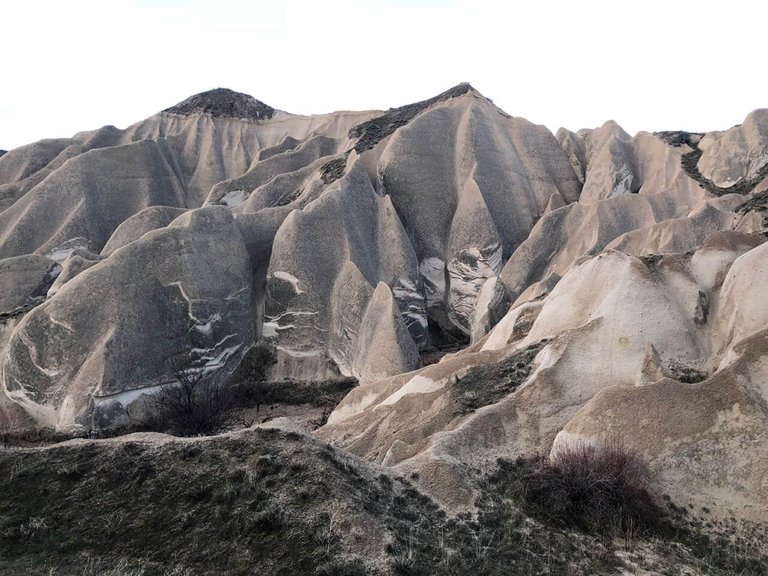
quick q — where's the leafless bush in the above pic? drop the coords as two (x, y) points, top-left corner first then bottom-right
(522, 439), (661, 536)
(148, 359), (238, 437)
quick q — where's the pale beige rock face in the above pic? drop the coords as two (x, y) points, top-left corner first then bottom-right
(496, 122), (730, 310)
(556, 345), (768, 522)
(714, 240), (768, 357)
(2, 87), (768, 523)
(264, 158), (422, 381)
(355, 282), (422, 382)
(377, 94), (581, 335)
(0, 254), (60, 316)
(579, 121), (639, 202)
(101, 206), (188, 256)
(555, 127), (587, 184)
(2, 207), (254, 431)
(698, 109), (768, 187)
(45, 249), (102, 297)
(0, 105), (377, 261)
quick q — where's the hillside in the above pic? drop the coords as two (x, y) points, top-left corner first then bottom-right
(1, 426), (765, 575)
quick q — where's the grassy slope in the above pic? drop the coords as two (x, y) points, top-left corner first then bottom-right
(1, 428), (765, 576)
(1, 427), (412, 575)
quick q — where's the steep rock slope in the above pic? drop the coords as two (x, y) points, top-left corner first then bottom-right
(697, 109), (768, 188)
(264, 157), (422, 380)
(377, 92), (581, 338)
(0, 83), (589, 423)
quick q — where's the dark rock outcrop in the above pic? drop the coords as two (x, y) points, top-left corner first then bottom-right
(164, 87), (276, 120)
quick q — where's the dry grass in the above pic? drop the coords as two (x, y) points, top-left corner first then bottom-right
(523, 440), (661, 536)
(1, 430), (765, 575)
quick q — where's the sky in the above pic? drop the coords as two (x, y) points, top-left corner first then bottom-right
(2, 0), (767, 150)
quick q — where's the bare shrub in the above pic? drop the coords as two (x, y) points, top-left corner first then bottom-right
(229, 339), (277, 385)
(521, 439), (662, 536)
(148, 360), (238, 437)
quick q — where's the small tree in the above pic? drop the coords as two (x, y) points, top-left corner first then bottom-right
(148, 358), (238, 437)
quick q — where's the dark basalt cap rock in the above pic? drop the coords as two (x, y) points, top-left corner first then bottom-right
(349, 82), (479, 153)
(164, 88), (276, 121)
(0, 150), (6, 158)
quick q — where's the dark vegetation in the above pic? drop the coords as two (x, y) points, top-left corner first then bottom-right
(420, 321), (471, 365)
(138, 342), (277, 437)
(275, 185), (304, 207)
(239, 378), (357, 412)
(508, 441), (662, 536)
(681, 147), (768, 197)
(737, 189), (768, 233)
(145, 365), (238, 437)
(164, 88), (275, 121)
(453, 341), (545, 413)
(737, 189), (768, 214)
(0, 428), (418, 575)
(668, 361), (708, 384)
(349, 83), (475, 153)
(385, 442), (767, 576)
(320, 157), (347, 184)
(653, 131), (704, 148)
(480, 447), (768, 576)
(142, 342), (355, 436)
(655, 131), (768, 198)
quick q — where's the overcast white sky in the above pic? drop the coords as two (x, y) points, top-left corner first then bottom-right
(2, 0), (766, 150)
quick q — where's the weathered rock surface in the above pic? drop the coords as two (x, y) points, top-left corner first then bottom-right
(2, 86), (768, 524)
(321, 231), (768, 520)
(2, 206), (254, 430)
(0, 254), (61, 319)
(378, 91), (581, 334)
(45, 249), (103, 297)
(264, 158), (422, 380)
(101, 206), (188, 256)
(698, 109), (768, 188)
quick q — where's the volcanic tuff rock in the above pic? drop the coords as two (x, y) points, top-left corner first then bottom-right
(2, 87), (768, 522)
(0, 255), (60, 319)
(3, 206), (254, 430)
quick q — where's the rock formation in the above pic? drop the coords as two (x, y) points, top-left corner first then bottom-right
(2, 86), (768, 522)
